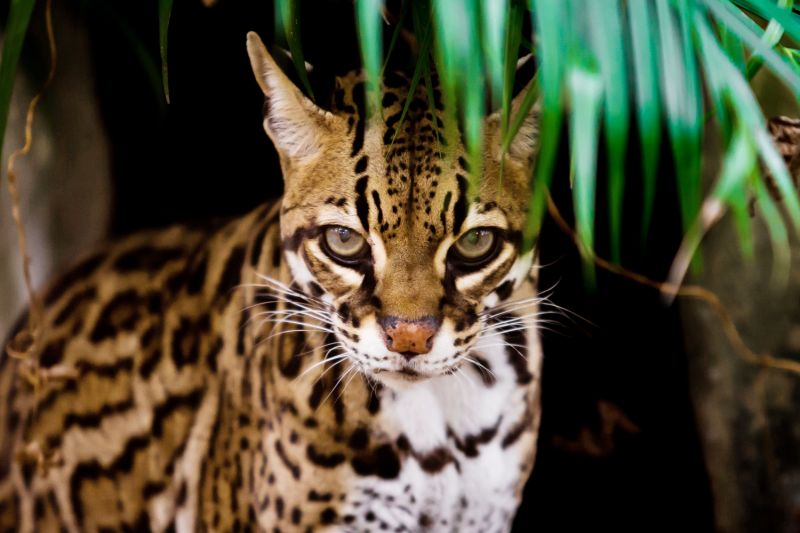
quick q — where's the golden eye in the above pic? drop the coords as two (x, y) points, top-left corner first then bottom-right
(452, 228), (498, 263)
(322, 226), (367, 260)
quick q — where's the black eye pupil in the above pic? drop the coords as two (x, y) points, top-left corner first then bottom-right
(338, 228), (351, 242)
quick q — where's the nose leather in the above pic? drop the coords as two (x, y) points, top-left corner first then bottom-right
(378, 316), (441, 359)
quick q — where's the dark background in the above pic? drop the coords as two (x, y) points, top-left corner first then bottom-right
(40, 0), (716, 529)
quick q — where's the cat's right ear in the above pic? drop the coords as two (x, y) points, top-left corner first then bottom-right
(246, 32), (333, 163)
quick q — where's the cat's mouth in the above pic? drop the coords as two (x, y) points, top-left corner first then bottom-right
(365, 357), (463, 387)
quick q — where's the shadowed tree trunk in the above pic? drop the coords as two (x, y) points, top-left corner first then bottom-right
(682, 114), (800, 533)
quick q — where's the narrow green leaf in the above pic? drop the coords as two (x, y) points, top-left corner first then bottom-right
(356, 0), (384, 117)
(589, 0), (628, 262)
(481, 0), (510, 108)
(389, 7), (433, 150)
(719, 24), (747, 74)
(158, 0), (173, 104)
(712, 128), (756, 257)
(411, 0), (443, 156)
(696, 10), (800, 273)
(523, 0), (568, 251)
(502, 73), (539, 153)
(697, 13), (800, 230)
(433, 0), (484, 194)
(381, 2), (408, 76)
(754, 175), (791, 286)
(0, 0), (36, 159)
(500, 0), (524, 142)
(275, 0), (315, 100)
(568, 65), (604, 284)
(705, 0), (800, 95)
(745, 0), (792, 80)
(627, 0), (661, 244)
(732, 0), (800, 45)
(656, 0), (702, 233)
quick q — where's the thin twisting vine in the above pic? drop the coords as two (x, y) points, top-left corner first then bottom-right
(546, 194), (800, 377)
(5, 0), (57, 386)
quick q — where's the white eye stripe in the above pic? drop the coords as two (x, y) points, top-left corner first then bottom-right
(455, 243), (516, 293)
(305, 240), (365, 288)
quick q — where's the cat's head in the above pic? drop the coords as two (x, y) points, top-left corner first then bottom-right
(247, 32), (538, 388)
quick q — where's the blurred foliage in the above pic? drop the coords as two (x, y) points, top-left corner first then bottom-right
(5, 0), (800, 278)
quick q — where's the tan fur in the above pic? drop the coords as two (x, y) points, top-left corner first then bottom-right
(0, 32), (542, 532)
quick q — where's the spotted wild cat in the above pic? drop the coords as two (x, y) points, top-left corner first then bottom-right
(0, 32), (543, 532)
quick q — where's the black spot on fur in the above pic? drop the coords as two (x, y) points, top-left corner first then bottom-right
(495, 280), (514, 301)
(350, 83), (366, 156)
(54, 286), (97, 326)
(250, 224), (270, 268)
(382, 92), (398, 107)
(452, 174), (469, 235)
(320, 507), (338, 525)
(170, 316), (209, 368)
(43, 254), (104, 306)
(275, 441), (301, 480)
(215, 246), (247, 304)
(39, 338), (66, 368)
(355, 155), (369, 174)
(348, 427), (369, 450)
(371, 191), (384, 226)
(416, 447), (456, 473)
(366, 383), (381, 414)
(186, 253), (208, 295)
(90, 290), (146, 342)
(308, 489), (333, 502)
(502, 406), (534, 448)
(351, 444), (400, 479)
(505, 326), (533, 384)
(450, 422), (500, 458)
(307, 444), (346, 468)
(355, 177), (370, 231)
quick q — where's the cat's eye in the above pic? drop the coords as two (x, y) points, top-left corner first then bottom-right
(321, 226), (368, 262)
(450, 228), (500, 266)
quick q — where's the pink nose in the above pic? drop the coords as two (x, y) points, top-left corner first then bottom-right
(378, 316), (441, 359)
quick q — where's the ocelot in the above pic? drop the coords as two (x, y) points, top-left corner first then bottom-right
(0, 32), (543, 532)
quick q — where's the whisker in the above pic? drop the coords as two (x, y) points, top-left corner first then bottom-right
(308, 356), (350, 391)
(335, 365), (361, 403)
(462, 356), (496, 379)
(319, 363), (356, 410)
(295, 351), (348, 382)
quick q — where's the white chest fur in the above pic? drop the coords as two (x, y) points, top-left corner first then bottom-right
(340, 331), (542, 532)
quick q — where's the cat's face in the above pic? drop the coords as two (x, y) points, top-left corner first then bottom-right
(247, 33), (537, 388)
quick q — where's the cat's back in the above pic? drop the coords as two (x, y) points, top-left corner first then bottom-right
(0, 201), (276, 531)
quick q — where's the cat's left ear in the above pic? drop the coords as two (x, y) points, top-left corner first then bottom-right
(246, 32), (335, 163)
(484, 76), (540, 165)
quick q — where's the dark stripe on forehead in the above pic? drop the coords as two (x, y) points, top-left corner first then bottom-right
(441, 191), (452, 233)
(452, 174), (469, 235)
(350, 82), (366, 157)
(371, 191), (384, 225)
(355, 177), (370, 231)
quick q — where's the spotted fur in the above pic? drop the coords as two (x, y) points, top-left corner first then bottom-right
(0, 32), (543, 532)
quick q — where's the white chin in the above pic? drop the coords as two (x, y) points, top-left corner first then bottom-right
(367, 368), (430, 391)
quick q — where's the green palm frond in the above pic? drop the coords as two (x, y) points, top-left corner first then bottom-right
(5, 0), (800, 281)
(315, 0), (800, 277)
